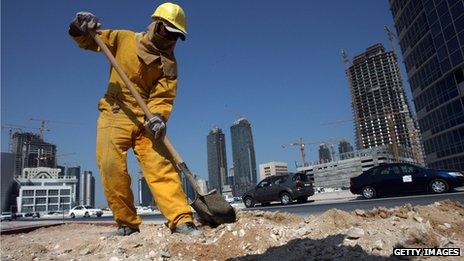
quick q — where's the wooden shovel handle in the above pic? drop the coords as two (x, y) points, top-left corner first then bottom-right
(89, 30), (184, 166)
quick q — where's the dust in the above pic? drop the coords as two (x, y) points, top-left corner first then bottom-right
(1, 200), (464, 260)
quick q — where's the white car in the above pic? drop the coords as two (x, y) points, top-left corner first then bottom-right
(69, 205), (103, 218)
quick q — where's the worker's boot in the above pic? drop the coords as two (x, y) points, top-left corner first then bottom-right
(116, 225), (140, 236)
(171, 222), (202, 237)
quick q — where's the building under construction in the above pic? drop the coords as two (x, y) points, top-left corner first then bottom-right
(11, 132), (57, 177)
(344, 44), (424, 165)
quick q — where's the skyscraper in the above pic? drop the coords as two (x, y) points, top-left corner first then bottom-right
(338, 139), (354, 160)
(11, 132), (57, 177)
(81, 171), (95, 206)
(1, 153), (18, 212)
(345, 44), (421, 161)
(230, 118), (257, 196)
(138, 175), (154, 206)
(206, 126), (228, 193)
(319, 143), (332, 163)
(67, 166), (81, 205)
(389, 0), (464, 170)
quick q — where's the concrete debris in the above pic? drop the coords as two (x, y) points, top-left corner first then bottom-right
(1, 200), (464, 260)
(372, 239), (383, 250)
(355, 209), (365, 216)
(346, 227), (365, 239)
(413, 215), (423, 223)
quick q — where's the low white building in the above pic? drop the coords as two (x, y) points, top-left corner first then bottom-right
(16, 167), (78, 213)
(259, 162), (288, 181)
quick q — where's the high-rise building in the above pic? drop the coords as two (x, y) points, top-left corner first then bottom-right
(345, 44), (422, 163)
(1, 153), (18, 212)
(206, 126), (228, 193)
(81, 171), (95, 207)
(67, 166), (81, 204)
(258, 162), (288, 181)
(138, 175), (154, 206)
(319, 143), (332, 163)
(230, 118), (257, 196)
(389, 0), (464, 170)
(181, 173), (198, 202)
(339, 139), (354, 160)
(11, 132), (57, 177)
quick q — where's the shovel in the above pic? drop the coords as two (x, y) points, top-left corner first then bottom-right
(89, 30), (236, 226)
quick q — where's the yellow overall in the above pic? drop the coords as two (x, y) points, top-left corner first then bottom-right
(71, 29), (192, 229)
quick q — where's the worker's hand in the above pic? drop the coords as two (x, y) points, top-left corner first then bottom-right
(145, 114), (166, 140)
(70, 12), (101, 35)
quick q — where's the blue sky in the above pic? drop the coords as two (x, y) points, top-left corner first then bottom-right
(1, 1), (412, 207)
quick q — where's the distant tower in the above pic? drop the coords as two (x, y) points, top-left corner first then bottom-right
(138, 174), (154, 206)
(230, 118), (257, 197)
(206, 126), (228, 193)
(67, 166), (81, 205)
(82, 171), (95, 206)
(338, 139), (354, 160)
(318, 143), (332, 163)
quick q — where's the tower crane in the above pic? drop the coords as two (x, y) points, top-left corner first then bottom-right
(282, 138), (311, 167)
(29, 118), (80, 140)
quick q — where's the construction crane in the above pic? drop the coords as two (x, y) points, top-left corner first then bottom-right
(384, 25), (398, 56)
(341, 49), (364, 150)
(282, 138), (346, 167)
(282, 138), (310, 167)
(29, 118), (79, 140)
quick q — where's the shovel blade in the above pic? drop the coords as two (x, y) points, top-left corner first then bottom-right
(190, 190), (236, 227)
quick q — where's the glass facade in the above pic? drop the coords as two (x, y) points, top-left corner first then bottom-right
(206, 127), (228, 193)
(390, 0), (464, 170)
(230, 118), (257, 196)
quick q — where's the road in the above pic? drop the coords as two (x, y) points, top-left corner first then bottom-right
(11, 191), (464, 224)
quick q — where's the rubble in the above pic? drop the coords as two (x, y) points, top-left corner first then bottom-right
(1, 200), (464, 260)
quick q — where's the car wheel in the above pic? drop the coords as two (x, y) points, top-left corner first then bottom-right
(297, 196), (308, 203)
(430, 179), (448, 194)
(361, 186), (376, 199)
(70, 213), (75, 218)
(97, 213), (102, 217)
(84, 212), (90, 218)
(244, 197), (254, 208)
(280, 192), (292, 205)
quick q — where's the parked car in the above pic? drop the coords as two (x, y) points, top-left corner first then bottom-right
(1, 212), (12, 222)
(242, 172), (314, 208)
(350, 163), (464, 199)
(24, 212), (40, 218)
(69, 205), (103, 218)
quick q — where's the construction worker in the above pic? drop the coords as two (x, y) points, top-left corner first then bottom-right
(68, 3), (200, 236)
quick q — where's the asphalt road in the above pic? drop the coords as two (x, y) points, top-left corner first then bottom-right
(15, 191), (464, 224)
(246, 191), (464, 216)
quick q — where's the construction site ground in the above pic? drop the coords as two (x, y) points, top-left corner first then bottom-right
(1, 199), (463, 260)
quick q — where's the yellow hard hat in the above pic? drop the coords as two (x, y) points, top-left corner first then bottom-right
(152, 2), (187, 38)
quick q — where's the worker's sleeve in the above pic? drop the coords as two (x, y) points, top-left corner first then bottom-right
(147, 76), (178, 121)
(69, 29), (119, 53)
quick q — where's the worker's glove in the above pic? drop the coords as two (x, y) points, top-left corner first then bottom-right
(145, 114), (166, 140)
(69, 11), (101, 36)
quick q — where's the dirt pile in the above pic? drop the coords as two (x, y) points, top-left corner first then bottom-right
(1, 200), (464, 260)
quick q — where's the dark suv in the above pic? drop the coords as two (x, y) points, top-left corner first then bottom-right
(242, 173), (314, 208)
